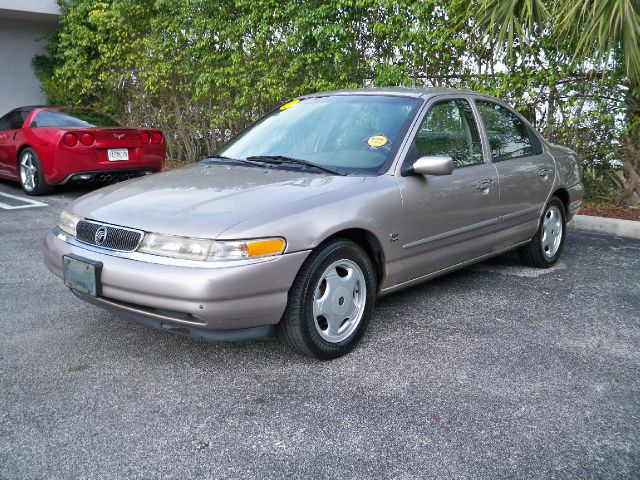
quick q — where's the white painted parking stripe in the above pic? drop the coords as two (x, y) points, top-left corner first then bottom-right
(0, 192), (48, 210)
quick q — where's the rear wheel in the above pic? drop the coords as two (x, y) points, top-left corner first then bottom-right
(279, 239), (377, 359)
(518, 197), (566, 268)
(19, 148), (53, 196)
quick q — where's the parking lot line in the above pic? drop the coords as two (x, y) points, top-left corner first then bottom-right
(0, 192), (48, 210)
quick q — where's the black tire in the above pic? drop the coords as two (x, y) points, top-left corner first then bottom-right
(279, 238), (377, 360)
(18, 148), (54, 196)
(518, 196), (566, 268)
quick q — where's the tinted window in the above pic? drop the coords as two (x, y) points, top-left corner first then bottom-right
(415, 99), (483, 168)
(0, 111), (28, 130)
(31, 109), (119, 128)
(217, 95), (418, 173)
(476, 100), (533, 160)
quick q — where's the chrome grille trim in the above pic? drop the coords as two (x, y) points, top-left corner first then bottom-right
(53, 227), (281, 269)
(75, 220), (144, 252)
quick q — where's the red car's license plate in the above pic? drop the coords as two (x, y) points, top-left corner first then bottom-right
(108, 148), (129, 161)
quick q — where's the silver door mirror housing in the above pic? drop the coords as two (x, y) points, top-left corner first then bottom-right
(412, 156), (454, 176)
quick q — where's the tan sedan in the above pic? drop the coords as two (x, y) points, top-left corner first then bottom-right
(43, 88), (583, 359)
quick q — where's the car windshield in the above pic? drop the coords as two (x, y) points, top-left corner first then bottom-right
(31, 108), (120, 128)
(216, 95), (419, 174)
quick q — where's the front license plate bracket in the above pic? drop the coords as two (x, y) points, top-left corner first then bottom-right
(63, 254), (103, 297)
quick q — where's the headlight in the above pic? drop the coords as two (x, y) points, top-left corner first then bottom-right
(209, 238), (286, 261)
(138, 233), (286, 262)
(138, 233), (213, 261)
(58, 211), (81, 236)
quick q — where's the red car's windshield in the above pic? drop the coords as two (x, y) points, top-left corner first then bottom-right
(31, 109), (120, 128)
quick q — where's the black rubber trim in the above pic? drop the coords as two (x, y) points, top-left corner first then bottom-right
(57, 168), (159, 185)
(71, 290), (275, 342)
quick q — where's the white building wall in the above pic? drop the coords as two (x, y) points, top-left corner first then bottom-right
(0, 0), (59, 17)
(0, 0), (59, 115)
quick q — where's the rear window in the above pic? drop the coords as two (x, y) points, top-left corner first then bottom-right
(31, 109), (119, 128)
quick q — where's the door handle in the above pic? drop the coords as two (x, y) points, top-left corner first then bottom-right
(476, 179), (492, 191)
(538, 168), (549, 177)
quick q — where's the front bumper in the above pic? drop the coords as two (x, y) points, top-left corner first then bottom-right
(43, 230), (310, 335)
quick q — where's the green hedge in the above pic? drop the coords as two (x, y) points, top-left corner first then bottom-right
(34, 0), (631, 203)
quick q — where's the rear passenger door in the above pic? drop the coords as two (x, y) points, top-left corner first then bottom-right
(474, 99), (555, 248)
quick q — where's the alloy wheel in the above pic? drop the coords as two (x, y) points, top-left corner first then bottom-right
(312, 259), (367, 343)
(19, 151), (37, 192)
(541, 205), (563, 258)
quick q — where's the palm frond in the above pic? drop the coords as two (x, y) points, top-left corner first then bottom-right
(559, 0), (640, 83)
(466, 0), (550, 59)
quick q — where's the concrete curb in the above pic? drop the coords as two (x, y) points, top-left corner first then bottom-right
(568, 214), (640, 239)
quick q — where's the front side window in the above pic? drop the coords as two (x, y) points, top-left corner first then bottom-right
(217, 95), (419, 174)
(0, 111), (28, 131)
(31, 109), (119, 128)
(414, 99), (483, 168)
(475, 100), (533, 161)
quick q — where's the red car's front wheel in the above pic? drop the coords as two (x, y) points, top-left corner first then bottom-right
(19, 148), (53, 196)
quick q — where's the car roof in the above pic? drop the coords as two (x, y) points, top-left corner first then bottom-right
(299, 86), (482, 99)
(6, 105), (45, 113)
(10, 106), (93, 112)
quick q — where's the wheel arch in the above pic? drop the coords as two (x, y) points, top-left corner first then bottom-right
(16, 144), (56, 185)
(552, 187), (569, 214)
(320, 228), (386, 290)
(16, 144), (36, 172)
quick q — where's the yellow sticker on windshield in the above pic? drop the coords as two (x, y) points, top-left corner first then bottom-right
(366, 134), (389, 148)
(279, 99), (300, 110)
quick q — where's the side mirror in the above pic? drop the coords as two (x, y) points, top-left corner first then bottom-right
(411, 155), (454, 176)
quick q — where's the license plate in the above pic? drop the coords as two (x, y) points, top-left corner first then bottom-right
(108, 148), (129, 161)
(63, 255), (102, 297)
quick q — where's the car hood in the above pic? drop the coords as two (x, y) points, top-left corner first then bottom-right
(69, 163), (365, 238)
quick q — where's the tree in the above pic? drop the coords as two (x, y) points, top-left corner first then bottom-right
(34, 0), (635, 206)
(465, 0), (640, 204)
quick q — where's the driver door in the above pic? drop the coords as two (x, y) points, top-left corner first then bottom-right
(394, 97), (500, 283)
(0, 110), (28, 179)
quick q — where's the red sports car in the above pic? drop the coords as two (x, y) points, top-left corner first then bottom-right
(0, 106), (165, 195)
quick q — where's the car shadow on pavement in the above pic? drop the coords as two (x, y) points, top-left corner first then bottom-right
(61, 249), (549, 366)
(1, 177), (109, 199)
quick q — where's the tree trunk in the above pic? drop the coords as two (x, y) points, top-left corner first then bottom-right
(622, 86), (640, 205)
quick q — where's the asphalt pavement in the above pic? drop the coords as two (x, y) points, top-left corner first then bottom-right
(1, 179), (639, 479)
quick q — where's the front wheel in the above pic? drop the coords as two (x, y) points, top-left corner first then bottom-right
(279, 239), (377, 359)
(19, 148), (53, 196)
(518, 197), (566, 268)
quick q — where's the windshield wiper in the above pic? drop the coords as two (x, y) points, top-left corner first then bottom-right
(203, 155), (264, 167)
(246, 155), (346, 176)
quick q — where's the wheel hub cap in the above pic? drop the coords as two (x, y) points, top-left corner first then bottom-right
(19, 153), (37, 192)
(541, 205), (563, 258)
(313, 259), (366, 343)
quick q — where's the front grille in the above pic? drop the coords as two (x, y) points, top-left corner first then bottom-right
(76, 220), (143, 252)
